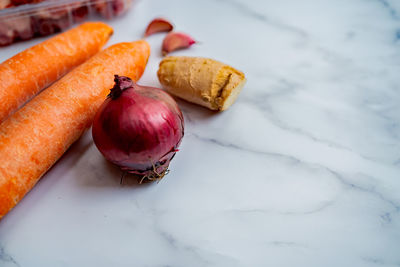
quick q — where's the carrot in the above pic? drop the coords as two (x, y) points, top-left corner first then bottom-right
(0, 22), (113, 124)
(0, 40), (151, 219)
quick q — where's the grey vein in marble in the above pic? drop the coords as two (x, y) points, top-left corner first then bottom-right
(377, 0), (400, 20)
(0, 246), (19, 267)
(215, 0), (308, 38)
(189, 132), (400, 215)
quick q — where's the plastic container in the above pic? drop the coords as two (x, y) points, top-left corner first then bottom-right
(0, 0), (133, 46)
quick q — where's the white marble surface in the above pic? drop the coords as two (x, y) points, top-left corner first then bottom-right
(1, 0), (400, 266)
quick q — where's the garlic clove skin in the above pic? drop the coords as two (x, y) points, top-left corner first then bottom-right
(144, 18), (174, 37)
(162, 32), (196, 56)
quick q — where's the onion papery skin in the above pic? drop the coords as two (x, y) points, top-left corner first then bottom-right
(92, 75), (184, 181)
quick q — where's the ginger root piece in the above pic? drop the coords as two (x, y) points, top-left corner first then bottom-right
(157, 56), (246, 111)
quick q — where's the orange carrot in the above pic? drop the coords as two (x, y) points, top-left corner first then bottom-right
(0, 22), (113, 124)
(0, 40), (151, 219)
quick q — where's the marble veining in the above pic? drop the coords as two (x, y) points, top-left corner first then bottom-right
(0, 0), (400, 266)
(0, 247), (19, 267)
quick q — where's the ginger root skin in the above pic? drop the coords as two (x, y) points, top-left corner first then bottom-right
(157, 56), (246, 111)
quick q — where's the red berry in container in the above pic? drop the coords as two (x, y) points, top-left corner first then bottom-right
(32, 7), (71, 36)
(71, 4), (89, 22)
(92, 0), (129, 19)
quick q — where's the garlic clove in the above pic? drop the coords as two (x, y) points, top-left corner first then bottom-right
(162, 32), (196, 56)
(144, 18), (174, 36)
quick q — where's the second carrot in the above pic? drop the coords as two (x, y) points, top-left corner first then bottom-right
(0, 22), (113, 123)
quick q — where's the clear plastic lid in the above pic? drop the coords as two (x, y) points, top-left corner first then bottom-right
(0, 0), (133, 46)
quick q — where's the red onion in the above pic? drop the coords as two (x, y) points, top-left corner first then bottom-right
(92, 75), (184, 182)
